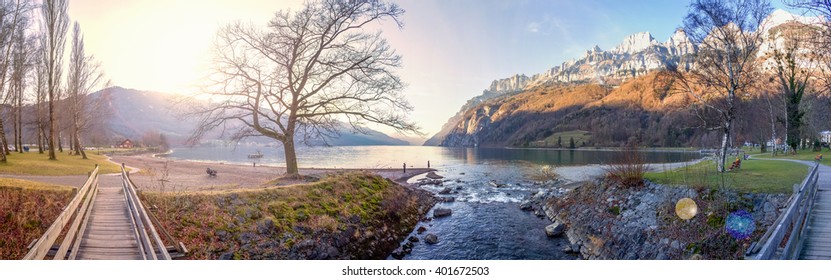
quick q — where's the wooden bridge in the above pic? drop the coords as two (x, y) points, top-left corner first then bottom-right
(747, 161), (831, 260)
(23, 165), (185, 260)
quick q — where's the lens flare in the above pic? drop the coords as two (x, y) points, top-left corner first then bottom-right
(675, 198), (698, 220)
(725, 210), (755, 240)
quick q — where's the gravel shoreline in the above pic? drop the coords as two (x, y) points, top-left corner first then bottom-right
(554, 159), (706, 183)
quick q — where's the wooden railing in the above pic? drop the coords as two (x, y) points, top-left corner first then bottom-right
(121, 164), (171, 260)
(746, 162), (820, 260)
(23, 166), (100, 260)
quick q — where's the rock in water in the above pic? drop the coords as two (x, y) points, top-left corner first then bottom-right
(425, 234), (439, 244)
(545, 222), (566, 237)
(408, 236), (419, 243)
(391, 248), (406, 260)
(417, 226), (428, 234)
(426, 172), (444, 179)
(433, 208), (452, 218)
(519, 200), (533, 211)
(438, 187), (453, 194)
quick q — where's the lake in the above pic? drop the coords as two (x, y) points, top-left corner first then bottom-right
(168, 145), (701, 259)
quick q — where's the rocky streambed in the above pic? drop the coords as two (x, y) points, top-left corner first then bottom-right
(523, 179), (788, 259)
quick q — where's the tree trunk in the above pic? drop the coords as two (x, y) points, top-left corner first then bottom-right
(0, 118), (9, 156)
(0, 118), (7, 162)
(14, 103), (22, 153)
(73, 128), (86, 159)
(283, 137), (299, 177)
(57, 131), (63, 153)
(48, 97), (56, 160)
(718, 120), (731, 173)
(37, 125), (44, 154)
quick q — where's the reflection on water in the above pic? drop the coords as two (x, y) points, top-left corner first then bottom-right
(169, 145), (700, 259)
(168, 145), (700, 169)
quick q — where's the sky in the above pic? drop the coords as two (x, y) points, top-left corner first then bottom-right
(67, 0), (794, 143)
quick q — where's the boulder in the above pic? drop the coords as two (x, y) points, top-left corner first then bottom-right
(426, 172), (444, 179)
(424, 234), (439, 244)
(390, 248), (406, 260)
(433, 208), (452, 218)
(417, 226), (428, 234)
(408, 236), (419, 243)
(438, 187), (453, 195)
(519, 200), (533, 211)
(545, 222), (566, 237)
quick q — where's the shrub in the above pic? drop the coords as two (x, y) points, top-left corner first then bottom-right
(605, 145), (646, 188)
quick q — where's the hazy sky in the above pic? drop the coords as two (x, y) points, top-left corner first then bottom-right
(67, 0), (792, 141)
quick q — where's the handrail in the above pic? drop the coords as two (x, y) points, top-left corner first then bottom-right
(747, 162), (820, 260)
(23, 165), (100, 260)
(121, 164), (171, 260)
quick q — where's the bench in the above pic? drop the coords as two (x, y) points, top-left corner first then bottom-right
(728, 158), (741, 171)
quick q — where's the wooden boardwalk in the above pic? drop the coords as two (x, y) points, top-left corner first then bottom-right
(74, 179), (142, 260)
(800, 163), (831, 260)
(24, 165), (178, 260)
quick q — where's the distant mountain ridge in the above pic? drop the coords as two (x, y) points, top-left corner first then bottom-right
(90, 87), (409, 146)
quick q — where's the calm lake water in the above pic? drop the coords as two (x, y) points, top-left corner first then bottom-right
(168, 145), (701, 260)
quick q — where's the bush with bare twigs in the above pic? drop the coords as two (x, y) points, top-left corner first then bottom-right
(605, 145), (647, 188)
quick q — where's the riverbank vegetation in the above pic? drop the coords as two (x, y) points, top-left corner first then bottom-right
(143, 172), (434, 259)
(0, 152), (122, 175)
(0, 179), (74, 259)
(644, 159), (809, 193)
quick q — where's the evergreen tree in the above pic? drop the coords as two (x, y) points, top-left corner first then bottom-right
(569, 137), (575, 149)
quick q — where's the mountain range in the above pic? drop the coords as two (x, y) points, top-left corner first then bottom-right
(425, 9), (823, 147)
(83, 87), (409, 146)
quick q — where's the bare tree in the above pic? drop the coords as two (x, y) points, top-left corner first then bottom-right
(0, 0), (27, 161)
(40, 0), (68, 160)
(787, 1), (831, 97)
(9, 10), (34, 154)
(66, 22), (105, 159)
(188, 0), (417, 177)
(671, 0), (772, 172)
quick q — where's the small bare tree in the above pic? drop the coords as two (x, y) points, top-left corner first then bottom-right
(188, 0), (417, 177)
(40, 0), (69, 160)
(66, 21), (105, 159)
(671, 0), (772, 172)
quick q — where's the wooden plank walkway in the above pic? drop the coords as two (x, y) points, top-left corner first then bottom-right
(800, 163), (831, 260)
(74, 177), (143, 260)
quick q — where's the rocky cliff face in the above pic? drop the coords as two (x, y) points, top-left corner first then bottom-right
(426, 10), (819, 147)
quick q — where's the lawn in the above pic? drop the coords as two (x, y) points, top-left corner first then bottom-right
(0, 178), (74, 259)
(0, 152), (123, 175)
(645, 158), (811, 193)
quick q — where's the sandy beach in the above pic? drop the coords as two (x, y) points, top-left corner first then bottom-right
(110, 154), (434, 192)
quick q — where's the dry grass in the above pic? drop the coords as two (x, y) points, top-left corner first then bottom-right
(0, 178), (75, 259)
(605, 146), (647, 188)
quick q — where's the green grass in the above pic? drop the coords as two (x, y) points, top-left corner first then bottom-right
(645, 159), (810, 193)
(0, 179), (75, 259)
(532, 130), (592, 148)
(0, 152), (123, 175)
